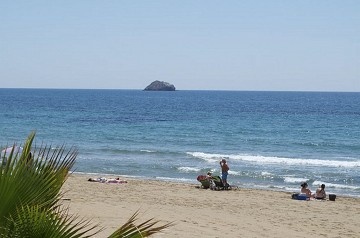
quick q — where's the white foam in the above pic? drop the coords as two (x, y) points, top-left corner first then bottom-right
(187, 152), (360, 168)
(140, 150), (155, 153)
(1, 146), (23, 157)
(177, 167), (201, 173)
(187, 152), (221, 163)
(284, 177), (308, 184)
(156, 176), (194, 183)
(312, 181), (360, 190)
(261, 171), (273, 176)
(228, 170), (241, 176)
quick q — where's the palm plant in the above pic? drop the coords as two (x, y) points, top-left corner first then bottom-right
(0, 132), (172, 237)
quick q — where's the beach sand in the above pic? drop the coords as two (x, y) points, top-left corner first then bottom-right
(61, 174), (360, 238)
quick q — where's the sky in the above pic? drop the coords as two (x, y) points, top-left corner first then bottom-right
(0, 1), (359, 91)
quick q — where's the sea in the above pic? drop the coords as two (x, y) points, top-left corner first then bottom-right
(0, 89), (359, 197)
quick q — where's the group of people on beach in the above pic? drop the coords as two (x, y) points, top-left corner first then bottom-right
(199, 158), (330, 200)
(300, 182), (326, 199)
(200, 158), (230, 189)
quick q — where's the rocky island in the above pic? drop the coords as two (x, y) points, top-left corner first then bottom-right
(144, 81), (176, 91)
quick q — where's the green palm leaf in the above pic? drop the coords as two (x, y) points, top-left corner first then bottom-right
(0, 132), (173, 237)
(0, 132), (101, 237)
(1, 205), (99, 238)
(108, 211), (174, 238)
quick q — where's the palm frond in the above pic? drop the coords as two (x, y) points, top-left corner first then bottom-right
(108, 210), (174, 238)
(1, 205), (100, 238)
(0, 132), (102, 237)
(1, 132), (174, 238)
(0, 133), (76, 224)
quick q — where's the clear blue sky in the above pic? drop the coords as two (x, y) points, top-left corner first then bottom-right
(1, 1), (359, 91)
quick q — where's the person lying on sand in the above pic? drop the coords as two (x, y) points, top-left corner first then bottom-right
(88, 177), (127, 184)
(107, 177), (127, 183)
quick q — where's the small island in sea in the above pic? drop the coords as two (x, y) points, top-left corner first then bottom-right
(144, 80), (176, 91)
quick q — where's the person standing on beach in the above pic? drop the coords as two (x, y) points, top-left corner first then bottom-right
(220, 159), (229, 186)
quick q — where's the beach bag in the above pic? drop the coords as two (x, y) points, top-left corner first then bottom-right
(292, 193), (308, 200)
(291, 193), (299, 199)
(329, 194), (336, 201)
(297, 194), (308, 200)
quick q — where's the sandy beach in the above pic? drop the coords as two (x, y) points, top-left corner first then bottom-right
(61, 174), (360, 238)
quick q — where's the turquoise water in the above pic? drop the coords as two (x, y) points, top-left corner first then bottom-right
(1, 89), (359, 197)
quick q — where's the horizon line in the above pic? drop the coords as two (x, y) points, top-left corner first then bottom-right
(0, 87), (359, 93)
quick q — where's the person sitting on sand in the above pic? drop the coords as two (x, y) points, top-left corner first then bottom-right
(206, 171), (213, 180)
(300, 182), (313, 198)
(315, 184), (326, 199)
(205, 171), (215, 188)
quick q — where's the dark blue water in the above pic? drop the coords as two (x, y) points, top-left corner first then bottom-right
(1, 89), (359, 197)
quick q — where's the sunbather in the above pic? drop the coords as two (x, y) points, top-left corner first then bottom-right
(88, 177), (127, 184)
(88, 177), (107, 183)
(107, 177), (127, 183)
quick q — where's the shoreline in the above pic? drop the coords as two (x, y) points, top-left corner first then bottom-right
(62, 173), (360, 238)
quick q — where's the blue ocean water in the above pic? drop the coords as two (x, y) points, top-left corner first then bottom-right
(1, 89), (359, 197)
